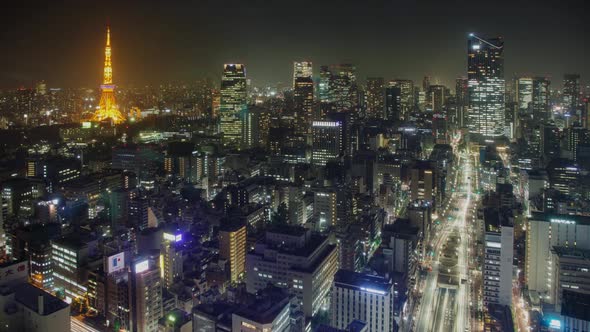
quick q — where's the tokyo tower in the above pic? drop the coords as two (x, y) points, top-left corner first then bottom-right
(92, 26), (125, 124)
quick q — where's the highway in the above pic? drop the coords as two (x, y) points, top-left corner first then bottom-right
(412, 149), (476, 332)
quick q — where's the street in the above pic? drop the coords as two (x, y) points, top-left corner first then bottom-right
(411, 148), (478, 332)
(71, 317), (102, 332)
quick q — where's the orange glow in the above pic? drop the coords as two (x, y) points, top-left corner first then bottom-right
(92, 25), (125, 124)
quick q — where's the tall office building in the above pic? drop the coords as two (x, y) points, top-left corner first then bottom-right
(526, 213), (590, 304)
(410, 161), (436, 203)
(516, 77), (533, 114)
(365, 77), (385, 119)
(331, 270), (395, 332)
(219, 222), (246, 283)
(319, 64), (358, 116)
(429, 85), (446, 112)
(482, 208), (514, 307)
(516, 77), (550, 121)
(219, 64), (248, 148)
(422, 76), (431, 93)
(245, 227), (338, 319)
(456, 77), (469, 127)
(389, 80), (414, 120)
(311, 121), (343, 166)
(293, 61), (313, 87)
(467, 34), (505, 138)
(131, 259), (163, 332)
(161, 231), (183, 289)
(293, 62), (314, 135)
(532, 77), (551, 121)
(385, 86), (402, 121)
(563, 74), (581, 113)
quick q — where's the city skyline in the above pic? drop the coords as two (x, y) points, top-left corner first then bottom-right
(1, 0), (588, 89)
(2, 2), (590, 332)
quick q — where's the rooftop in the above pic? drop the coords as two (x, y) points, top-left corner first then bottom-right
(530, 212), (590, 226)
(333, 269), (392, 294)
(233, 287), (291, 324)
(552, 246), (590, 260)
(14, 283), (69, 315)
(562, 290), (590, 320)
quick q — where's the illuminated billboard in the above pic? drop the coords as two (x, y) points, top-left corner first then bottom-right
(163, 232), (182, 242)
(107, 252), (125, 274)
(135, 260), (149, 274)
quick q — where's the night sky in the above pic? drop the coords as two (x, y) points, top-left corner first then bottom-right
(1, 0), (588, 89)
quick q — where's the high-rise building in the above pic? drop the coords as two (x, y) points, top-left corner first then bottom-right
(532, 77), (551, 121)
(131, 259), (163, 332)
(389, 80), (414, 119)
(540, 123), (561, 161)
(516, 77), (551, 121)
(220, 64), (248, 148)
(311, 121), (343, 166)
(319, 64), (358, 116)
(385, 86), (401, 121)
(428, 85), (446, 112)
(455, 77), (469, 127)
(526, 213), (590, 304)
(293, 61), (313, 88)
(467, 34), (505, 138)
(410, 161), (436, 203)
(516, 77), (533, 114)
(331, 270), (395, 332)
(161, 231), (183, 289)
(293, 62), (314, 135)
(51, 234), (99, 301)
(313, 189), (337, 231)
(482, 208), (514, 307)
(422, 76), (431, 93)
(365, 77), (385, 119)
(219, 222), (246, 283)
(567, 127), (589, 162)
(245, 226), (338, 319)
(563, 74), (581, 113)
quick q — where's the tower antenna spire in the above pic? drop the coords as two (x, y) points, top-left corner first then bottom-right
(91, 24), (125, 124)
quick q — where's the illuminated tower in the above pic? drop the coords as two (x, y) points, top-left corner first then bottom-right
(93, 26), (125, 124)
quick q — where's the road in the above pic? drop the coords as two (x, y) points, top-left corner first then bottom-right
(412, 149), (477, 332)
(71, 317), (102, 332)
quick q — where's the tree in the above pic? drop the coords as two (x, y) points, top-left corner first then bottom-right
(271, 202), (289, 225)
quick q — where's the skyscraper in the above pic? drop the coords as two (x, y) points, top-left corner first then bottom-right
(516, 77), (533, 114)
(385, 86), (401, 121)
(219, 64), (248, 148)
(456, 77), (469, 127)
(365, 77), (385, 119)
(516, 77), (550, 121)
(428, 85), (446, 113)
(293, 61), (314, 135)
(319, 64), (358, 116)
(532, 77), (551, 121)
(563, 74), (581, 114)
(389, 80), (414, 120)
(467, 34), (505, 138)
(311, 121), (343, 166)
(131, 259), (163, 332)
(483, 208), (514, 307)
(293, 61), (313, 88)
(219, 222), (246, 283)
